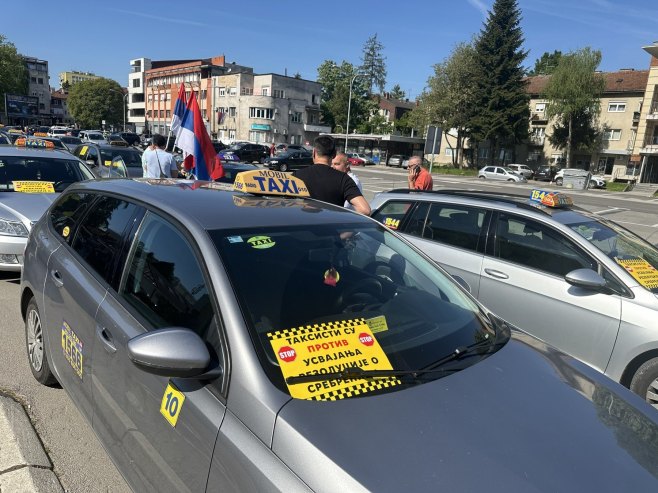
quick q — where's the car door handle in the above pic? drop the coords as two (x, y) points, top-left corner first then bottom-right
(96, 325), (117, 353)
(50, 269), (64, 287)
(484, 268), (509, 280)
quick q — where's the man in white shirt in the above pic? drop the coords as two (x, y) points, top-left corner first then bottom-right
(142, 134), (178, 178)
(331, 152), (363, 210)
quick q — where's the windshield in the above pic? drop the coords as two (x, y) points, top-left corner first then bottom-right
(60, 137), (82, 145)
(0, 155), (94, 192)
(100, 148), (142, 167)
(211, 223), (500, 400)
(88, 134), (104, 141)
(568, 217), (658, 293)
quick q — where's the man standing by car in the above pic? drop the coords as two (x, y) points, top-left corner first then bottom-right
(407, 156), (433, 191)
(293, 136), (370, 215)
(332, 153), (363, 210)
(142, 134), (178, 178)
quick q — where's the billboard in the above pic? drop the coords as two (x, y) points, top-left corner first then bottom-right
(5, 94), (39, 117)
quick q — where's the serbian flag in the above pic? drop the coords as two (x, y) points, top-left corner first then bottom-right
(174, 91), (224, 180)
(170, 83), (186, 136)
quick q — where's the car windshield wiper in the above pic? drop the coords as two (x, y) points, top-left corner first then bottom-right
(285, 335), (493, 386)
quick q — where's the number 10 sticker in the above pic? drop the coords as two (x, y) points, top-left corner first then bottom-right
(160, 382), (186, 427)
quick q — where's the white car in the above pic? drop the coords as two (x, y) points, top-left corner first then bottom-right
(553, 169), (607, 189)
(507, 163), (534, 179)
(477, 166), (527, 182)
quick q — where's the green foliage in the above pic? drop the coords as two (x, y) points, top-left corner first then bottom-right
(356, 112), (393, 134)
(528, 50), (562, 76)
(389, 84), (406, 100)
(316, 59), (371, 132)
(0, 34), (28, 112)
(360, 34), (387, 94)
(293, 72), (302, 79)
(543, 47), (605, 167)
(67, 78), (124, 129)
(471, 0), (529, 164)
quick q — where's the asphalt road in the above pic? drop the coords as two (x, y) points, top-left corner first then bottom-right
(0, 166), (654, 492)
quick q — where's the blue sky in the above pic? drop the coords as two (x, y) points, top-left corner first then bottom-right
(3, 0), (656, 99)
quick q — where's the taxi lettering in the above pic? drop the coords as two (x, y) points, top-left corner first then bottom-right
(253, 176), (299, 194)
(286, 328), (343, 344)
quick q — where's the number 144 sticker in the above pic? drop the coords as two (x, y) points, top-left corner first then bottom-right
(160, 382), (186, 427)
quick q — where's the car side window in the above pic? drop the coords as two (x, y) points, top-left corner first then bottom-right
(71, 196), (139, 284)
(372, 200), (416, 231)
(424, 204), (486, 251)
(85, 147), (98, 165)
(49, 192), (96, 245)
(496, 168), (505, 174)
(121, 212), (214, 336)
(495, 214), (596, 276)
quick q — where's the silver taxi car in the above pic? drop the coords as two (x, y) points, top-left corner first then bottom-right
(21, 172), (658, 491)
(371, 188), (658, 408)
(0, 139), (94, 271)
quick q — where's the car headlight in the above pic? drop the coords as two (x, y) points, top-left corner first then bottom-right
(269, 160), (278, 164)
(0, 218), (29, 237)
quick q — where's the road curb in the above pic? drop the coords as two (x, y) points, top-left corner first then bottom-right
(0, 395), (63, 492)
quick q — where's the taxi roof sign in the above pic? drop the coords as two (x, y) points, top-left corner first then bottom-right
(529, 189), (573, 208)
(233, 169), (309, 197)
(15, 137), (55, 149)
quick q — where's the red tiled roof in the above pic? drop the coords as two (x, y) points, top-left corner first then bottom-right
(525, 70), (649, 96)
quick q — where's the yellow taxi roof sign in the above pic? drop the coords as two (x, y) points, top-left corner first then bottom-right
(233, 169), (309, 197)
(15, 137), (55, 149)
(529, 189), (573, 208)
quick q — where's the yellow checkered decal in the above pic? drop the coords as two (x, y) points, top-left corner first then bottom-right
(267, 318), (366, 341)
(309, 378), (401, 401)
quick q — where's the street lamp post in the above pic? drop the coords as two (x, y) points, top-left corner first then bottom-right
(110, 89), (128, 131)
(345, 73), (364, 153)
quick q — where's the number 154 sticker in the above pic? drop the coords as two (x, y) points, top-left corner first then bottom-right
(160, 382), (186, 427)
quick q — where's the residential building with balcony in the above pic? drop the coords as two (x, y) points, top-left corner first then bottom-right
(23, 56), (51, 125)
(59, 71), (100, 87)
(128, 57), (152, 133)
(632, 42), (658, 184)
(50, 88), (74, 125)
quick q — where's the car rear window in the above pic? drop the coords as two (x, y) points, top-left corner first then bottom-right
(0, 156), (95, 191)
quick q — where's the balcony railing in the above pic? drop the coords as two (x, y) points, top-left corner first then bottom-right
(530, 112), (548, 121)
(529, 135), (545, 145)
(647, 102), (658, 120)
(644, 135), (658, 146)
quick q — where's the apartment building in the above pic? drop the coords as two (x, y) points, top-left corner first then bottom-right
(59, 71), (100, 87)
(50, 88), (74, 125)
(23, 56), (51, 124)
(633, 43), (658, 184)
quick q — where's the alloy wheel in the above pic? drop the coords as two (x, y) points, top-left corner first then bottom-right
(26, 308), (44, 372)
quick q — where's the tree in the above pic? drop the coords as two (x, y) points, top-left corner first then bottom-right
(543, 47), (605, 168)
(0, 34), (27, 113)
(293, 72), (302, 79)
(471, 0), (529, 166)
(61, 80), (71, 92)
(360, 34), (387, 95)
(67, 78), (124, 129)
(389, 84), (406, 100)
(316, 60), (371, 133)
(410, 41), (479, 167)
(528, 50), (563, 76)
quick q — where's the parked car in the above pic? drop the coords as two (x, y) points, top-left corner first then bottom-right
(507, 163), (534, 179)
(351, 153), (374, 165)
(386, 154), (408, 167)
(552, 169), (607, 189)
(20, 172), (658, 492)
(72, 142), (144, 178)
(59, 136), (83, 152)
(265, 149), (313, 172)
(478, 166), (527, 182)
(80, 131), (108, 145)
(535, 165), (560, 182)
(14, 136), (68, 152)
(346, 153), (366, 166)
(219, 142), (269, 163)
(275, 143), (306, 155)
(118, 132), (141, 146)
(0, 141), (94, 271)
(370, 188), (658, 408)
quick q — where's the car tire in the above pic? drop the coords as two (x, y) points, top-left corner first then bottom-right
(507, 178), (515, 182)
(555, 177), (563, 186)
(479, 176), (485, 179)
(280, 163), (289, 172)
(25, 298), (57, 386)
(589, 180), (597, 188)
(630, 357), (658, 408)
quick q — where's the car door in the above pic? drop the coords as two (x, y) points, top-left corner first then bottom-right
(478, 212), (622, 372)
(92, 211), (227, 492)
(481, 166), (494, 178)
(43, 193), (139, 421)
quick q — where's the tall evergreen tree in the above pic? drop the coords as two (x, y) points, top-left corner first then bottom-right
(389, 84), (406, 100)
(360, 34), (387, 95)
(471, 0), (529, 165)
(528, 50), (563, 76)
(316, 60), (370, 132)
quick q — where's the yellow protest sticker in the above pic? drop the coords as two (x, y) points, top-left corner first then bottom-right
(268, 318), (399, 401)
(247, 235), (275, 249)
(615, 258), (658, 290)
(61, 321), (83, 379)
(62, 226), (70, 238)
(104, 160), (112, 167)
(384, 217), (400, 230)
(13, 181), (55, 193)
(365, 315), (389, 334)
(160, 382), (186, 427)
(79, 145), (88, 156)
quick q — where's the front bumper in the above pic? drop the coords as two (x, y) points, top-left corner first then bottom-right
(0, 235), (27, 271)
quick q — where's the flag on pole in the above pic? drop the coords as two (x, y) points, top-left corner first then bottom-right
(174, 92), (224, 181)
(170, 83), (187, 136)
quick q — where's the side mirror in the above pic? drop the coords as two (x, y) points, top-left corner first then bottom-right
(127, 328), (221, 379)
(565, 268), (607, 291)
(86, 159), (97, 167)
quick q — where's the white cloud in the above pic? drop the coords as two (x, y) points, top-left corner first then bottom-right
(467, 0), (489, 19)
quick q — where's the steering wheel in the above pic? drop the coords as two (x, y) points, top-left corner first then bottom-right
(334, 278), (384, 313)
(364, 260), (404, 285)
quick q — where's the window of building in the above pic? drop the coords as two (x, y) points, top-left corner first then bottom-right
(240, 87), (253, 95)
(602, 129), (622, 140)
(290, 112), (303, 123)
(478, 148), (489, 159)
(229, 87), (237, 96)
(39, 103), (45, 110)
(312, 94), (318, 104)
(132, 79), (140, 88)
(219, 87), (226, 96)
(445, 148), (454, 156)
(261, 86), (270, 96)
(291, 135), (302, 145)
(228, 107), (236, 117)
(249, 107), (274, 119)
(30, 77), (36, 83)
(249, 130), (271, 143)
(201, 90), (207, 100)
(307, 113), (317, 124)
(535, 102), (546, 112)
(38, 78), (44, 85)
(166, 110), (171, 118)
(608, 102), (626, 112)
(229, 129), (236, 140)
(273, 89), (285, 99)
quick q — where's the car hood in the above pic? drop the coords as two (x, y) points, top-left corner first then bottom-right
(273, 332), (658, 492)
(0, 192), (58, 223)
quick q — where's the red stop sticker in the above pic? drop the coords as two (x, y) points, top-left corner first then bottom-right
(278, 346), (296, 362)
(359, 333), (374, 346)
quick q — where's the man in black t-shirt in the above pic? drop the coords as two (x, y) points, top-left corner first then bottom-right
(293, 136), (371, 216)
